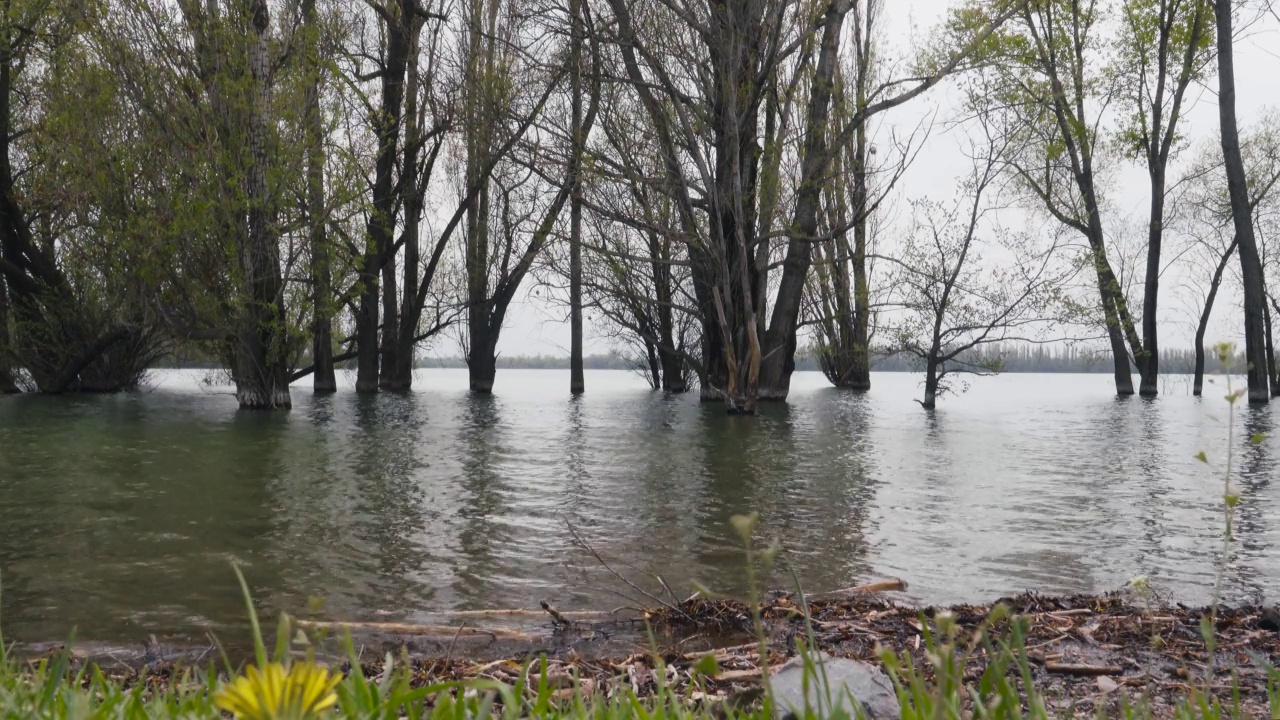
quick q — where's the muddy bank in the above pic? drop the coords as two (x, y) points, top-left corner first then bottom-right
(19, 584), (1280, 717)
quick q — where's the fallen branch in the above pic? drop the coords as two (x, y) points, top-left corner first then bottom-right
(1044, 662), (1124, 676)
(295, 620), (541, 642)
(807, 578), (909, 599)
(430, 608), (617, 619)
(541, 602), (572, 628)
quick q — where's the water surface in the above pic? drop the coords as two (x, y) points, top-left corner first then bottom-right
(0, 369), (1275, 645)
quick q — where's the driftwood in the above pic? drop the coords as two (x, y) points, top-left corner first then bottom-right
(807, 578), (908, 599)
(294, 620), (541, 642)
(429, 608), (617, 619)
(1044, 662), (1124, 676)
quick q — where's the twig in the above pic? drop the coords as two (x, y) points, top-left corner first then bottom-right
(542, 601), (573, 629)
(565, 521), (689, 618)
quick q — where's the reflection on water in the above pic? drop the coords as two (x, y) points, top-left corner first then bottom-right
(0, 369), (1275, 645)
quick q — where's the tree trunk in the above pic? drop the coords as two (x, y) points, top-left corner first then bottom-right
(921, 357), (939, 410)
(848, 25), (873, 392)
(468, 323), (497, 393)
(303, 0), (336, 394)
(660, 348), (686, 392)
(466, 164), (492, 392)
(1138, 167), (1164, 397)
(0, 275), (17, 393)
(387, 13), (429, 393)
(354, 259), (380, 392)
(358, 0), (411, 394)
(1134, 0), (1209, 398)
(1193, 238), (1237, 397)
(1271, 294), (1280, 396)
(758, 0), (849, 402)
(568, 0), (584, 396)
(235, 0), (291, 410)
(379, 243), (400, 388)
(1088, 243), (1135, 396)
(1214, 0), (1270, 403)
(1265, 294), (1277, 397)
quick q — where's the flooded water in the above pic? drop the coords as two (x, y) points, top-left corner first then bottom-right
(0, 369), (1276, 646)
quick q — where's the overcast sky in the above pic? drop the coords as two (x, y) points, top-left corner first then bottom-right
(481, 0), (1280, 359)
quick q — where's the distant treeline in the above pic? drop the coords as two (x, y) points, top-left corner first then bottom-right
(392, 345), (1239, 374)
(157, 344), (1238, 375)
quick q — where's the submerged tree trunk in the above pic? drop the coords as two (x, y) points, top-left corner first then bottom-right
(466, 164), (493, 392)
(303, 0), (335, 394)
(1194, 238), (1237, 397)
(660, 350), (686, 392)
(1214, 0), (1270, 403)
(357, 0), (411, 394)
(0, 275), (17, 393)
(385, 19), (424, 393)
(235, 0), (291, 409)
(568, 0), (585, 396)
(468, 317), (498, 393)
(354, 259), (380, 392)
(1132, 0), (1209, 398)
(758, 0), (850, 402)
(1138, 169), (1163, 397)
(921, 357), (939, 410)
(379, 245), (400, 388)
(1266, 295), (1277, 397)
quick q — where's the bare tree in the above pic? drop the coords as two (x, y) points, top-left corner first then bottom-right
(884, 127), (1069, 409)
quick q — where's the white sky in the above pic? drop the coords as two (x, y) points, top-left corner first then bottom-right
(484, 0), (1280, 358)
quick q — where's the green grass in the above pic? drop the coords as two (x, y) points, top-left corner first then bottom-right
(2, 576), (1279, 720)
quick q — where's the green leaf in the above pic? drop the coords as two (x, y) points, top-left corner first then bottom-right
(1250, 433), (1266, 446)
(730, 512), (759, 542)
(691, 653), (720, 677)
(1194, 451), (1208, 464)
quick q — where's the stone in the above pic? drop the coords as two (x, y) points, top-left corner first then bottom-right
(769, 652), (901, 720)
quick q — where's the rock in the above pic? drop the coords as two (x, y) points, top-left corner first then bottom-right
(769, 653), (900, 720)
(1259, 608), (1280, 633)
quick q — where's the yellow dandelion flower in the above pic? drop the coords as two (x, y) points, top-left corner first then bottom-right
(214, 662), (342, 720)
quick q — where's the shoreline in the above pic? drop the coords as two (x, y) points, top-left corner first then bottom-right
(16, 587), (1279, 717)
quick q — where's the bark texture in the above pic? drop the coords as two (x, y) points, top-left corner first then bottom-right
(1214, 0), (1270, 403)
(234, 0), (292, 409)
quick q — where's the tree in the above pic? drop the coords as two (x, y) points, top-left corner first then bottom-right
(599, 0), (1012, 412)
(886, 127), (1068, 409)
(0, 0), (171, 395)
(462, 0), (594, 393)
(1212, 0), (1269, 402)
(353, 0), (415, 394)
(806, 0), (930, 390)
(973, 0), (1149, 398)
(1116, 0), (1214, 396)
(233, 0), (293, 409)
(302, 0), (336, 393)
(568, 0), (585, 395)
